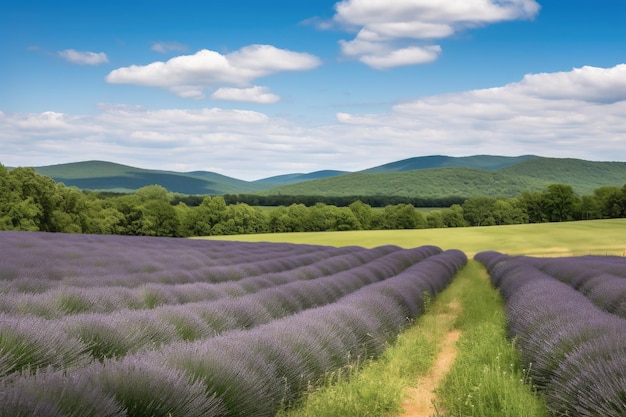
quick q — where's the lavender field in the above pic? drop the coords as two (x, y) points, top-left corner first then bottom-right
(0, 231), (466, 416)
(475, 251), (626, 417)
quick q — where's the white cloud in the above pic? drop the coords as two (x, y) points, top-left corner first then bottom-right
(335, 64), (626, 158)
(211, 86), (280, 103)
(332, 0), (540, 69)
(58, 49), (109, 65)
(504, 64), (626, 103)
(359, 45), (441, 69)
(106, 45), (321, 99)
(2, 64), (626, 180)
(151, 41), (188, 54)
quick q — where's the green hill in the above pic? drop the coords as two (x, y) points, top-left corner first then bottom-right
(252, 170), (348, 187)
(498, 157), (626, 194)
(259, 167), (546, 198)
(261, 157), (626, 198)
(33, 161), (265, 194)
(21, 156), (626, 198)
(362, 155), (537, 173)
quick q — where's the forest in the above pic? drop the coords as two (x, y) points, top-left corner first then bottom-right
(1, 164), (625, 237)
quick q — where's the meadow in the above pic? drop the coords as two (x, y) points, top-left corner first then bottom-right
(1, 219), (625, 416)
(206, 218), (626, 257)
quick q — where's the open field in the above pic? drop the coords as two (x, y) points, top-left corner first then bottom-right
(203, 218), (626, 257)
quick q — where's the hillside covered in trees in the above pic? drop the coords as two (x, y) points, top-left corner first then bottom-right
(2, 164), (625, 237)
(21, 156), (626, 198)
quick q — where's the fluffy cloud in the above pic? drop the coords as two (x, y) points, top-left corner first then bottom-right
(358, 45), (441, 69)
(106, 45), (321, 99)
(58, 49), (109, 65)
(333, 0), (540, 69)
(211, 86), (280, 103)
(3, 64), (626, 180)
(335, 64), (626, 157)
(503, 64), (626, 103)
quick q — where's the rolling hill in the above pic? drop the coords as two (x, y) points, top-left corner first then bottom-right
(261, 156), (626, 198)
(252, 170), (348, 187)
(15, 156), (626, 198)
(32, 161), (265, 195)
(361, 154), (537, 173)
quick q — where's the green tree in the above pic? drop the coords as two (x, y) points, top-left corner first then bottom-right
(593, 186), (625, 218)
(441, 204), (468, 227)
(304, 203), (335, 232)
(374, 204), (426, 229)
(134, 186), (180, 236)
(333, 207), (362, 231)
(462, 197), (496, 226)
(492, 198), (528, 225)
(349, 200), (373, 230)
(578, 195), (601, 220)
(543, 184), (578, 222)
(426, 210), (445, 228)
(112, 194), (145, 235)
(6, 167), (61, 231)
(518, 191), (547, 223)
(82, 195), (125, 234)
(0, 164), (39, 230)
(223, 203), (268, 234)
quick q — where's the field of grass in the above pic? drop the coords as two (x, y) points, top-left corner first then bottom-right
(204, 218), (626, 257)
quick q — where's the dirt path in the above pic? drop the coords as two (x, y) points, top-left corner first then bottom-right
(399, 303), (461, 417)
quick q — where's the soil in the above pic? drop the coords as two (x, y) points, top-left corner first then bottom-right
(399, 303), (461, 417)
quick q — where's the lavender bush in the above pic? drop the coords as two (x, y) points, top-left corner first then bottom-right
(476, 251), (626, 416)
(0, 230), (466, 416)
(1, 244), (440, 363)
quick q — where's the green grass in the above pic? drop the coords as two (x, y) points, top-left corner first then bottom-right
(433, 261), (549, 417)
(203, 218), (626, 257)
(277, 272), (458, 417)
(278, 261), (549, 417)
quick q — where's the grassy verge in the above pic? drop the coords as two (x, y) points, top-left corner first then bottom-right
(433, 260), (548, 417)
(277, 261), (549, 417)
(277, 282), (458, 417)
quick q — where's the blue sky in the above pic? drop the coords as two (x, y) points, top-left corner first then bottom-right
(1, 0), (625, 180)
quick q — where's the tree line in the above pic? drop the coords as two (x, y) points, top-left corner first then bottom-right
(1, 165), (625, 237)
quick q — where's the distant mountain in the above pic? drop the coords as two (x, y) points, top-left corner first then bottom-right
(362, 155), (538, 173)
(252, 170), (348, 187)
(21, 155), (626, 198)
(259, 167), (545, 199)
(498, 158), (626, 192)
(261, 156), (626, 198)
(33, 161), (265, 195)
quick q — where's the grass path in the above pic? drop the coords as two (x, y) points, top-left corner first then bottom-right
(400, 305), (461, 416)
(279, 261), (549, 417)
(432, 262), (548, 417)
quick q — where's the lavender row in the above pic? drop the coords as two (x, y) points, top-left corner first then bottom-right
(0, 245), (397, 317)
(0, 245), (441, 375)
(475, 251), (626, 417)
(478, 251), (626, 319)
(512, 255), (626, 319)
(0, 231), (359, 291)
(0, 249), (467, 417)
